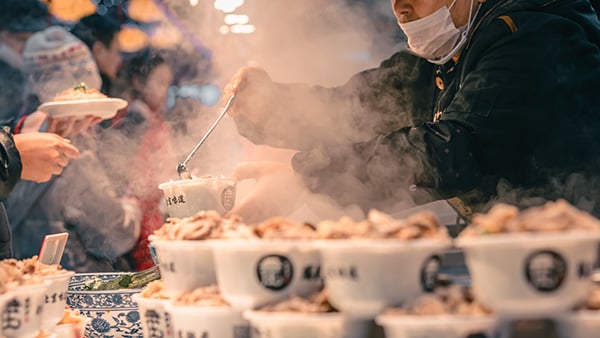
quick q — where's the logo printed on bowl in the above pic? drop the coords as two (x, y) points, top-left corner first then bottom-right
(221, 186), (235, 211)
(420, 255), (441, 292)
(524, 250), (567, 293)
(325, 265), (359, 281)
(256, 255), (294, 291)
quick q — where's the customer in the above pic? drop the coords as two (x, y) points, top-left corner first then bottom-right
(223, 0), (600, 220)
(5, 26), (141, 272)
(0, 0), (50, 128)
(98, 48), (175, 270)
(70, 13), (123, 95)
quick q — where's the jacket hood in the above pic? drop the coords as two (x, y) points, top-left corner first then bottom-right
(472, 0), (600, 46)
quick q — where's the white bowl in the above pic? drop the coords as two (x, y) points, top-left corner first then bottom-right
(150, 239), (216, 293)
(2, 281), (50, 338)
(456, 231), (600, 316)
(158, 177), (236, 217)
(376, 313), (497, 338)
(165, 304), (248, 338)
(244, 310), (370, 338)
(53, 317), (91, 338)
(315, 239), (451, 318)
(557, 310), (600, 338)
(41, 270), (76, 330)
(210, 239), (322, 310)
(132, 293), (174, 338)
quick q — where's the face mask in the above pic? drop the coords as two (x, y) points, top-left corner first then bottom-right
(399, 0), (476, 65)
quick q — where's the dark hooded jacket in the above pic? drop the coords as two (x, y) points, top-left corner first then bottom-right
(233, 0), (600, 215)
(0, 127), (22, 258)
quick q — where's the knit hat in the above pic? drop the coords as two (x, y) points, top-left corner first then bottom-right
(23, 26), (101, 103)
(0, 0), (50, 33)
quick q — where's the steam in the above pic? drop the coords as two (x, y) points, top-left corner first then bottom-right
(162, 0), (408, 222)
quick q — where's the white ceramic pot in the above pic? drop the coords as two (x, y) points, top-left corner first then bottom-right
(165, 304), (248, 338)
(376, 313), (497, 338)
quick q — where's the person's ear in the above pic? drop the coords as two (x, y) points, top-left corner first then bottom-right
(91, 41), (104, 58)
(132, 76), (143, 92)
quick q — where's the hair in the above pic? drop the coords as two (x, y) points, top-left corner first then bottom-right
(126, 48), (169, 83)
(70, 13), (122, 50)
(0, 0), (49, 32)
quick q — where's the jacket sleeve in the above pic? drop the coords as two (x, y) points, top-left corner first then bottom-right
(0, 127), (22, 200)
(54, 151), (141, 260)
(233, 51), (435, 151)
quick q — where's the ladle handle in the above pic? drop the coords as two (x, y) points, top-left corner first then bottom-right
(180, 94), (236, 169)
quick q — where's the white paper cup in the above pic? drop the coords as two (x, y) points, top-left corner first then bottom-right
(376, 313), (497, 338)
(132, 294), (174, 338)
(159, 177), (236, 217)
(165, 304), (248, 338)
(456, 232), (600, 316)
(210, 239), (322, 310)
(244, 311), (369, 338)
(2, 281), (50, 338)
(150, 239), (216, 293)
(315, 239), (451, 318)
(41, 271), (76, 330)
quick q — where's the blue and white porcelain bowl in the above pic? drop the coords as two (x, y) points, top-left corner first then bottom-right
(66, 273), (143, 338)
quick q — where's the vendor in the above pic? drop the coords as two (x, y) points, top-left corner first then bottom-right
(223, 0), (600, 220)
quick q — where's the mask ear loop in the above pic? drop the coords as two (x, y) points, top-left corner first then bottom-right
(427, 0), (478, 65)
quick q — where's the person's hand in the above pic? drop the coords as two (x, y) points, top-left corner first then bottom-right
(13, 132), (80, 182)
(233, 161), (292, 181)
(228, 161), (302, 223)
(222, 67), (273, 122)
(20, 111), (101, 137)
(47, 115), (102, 137)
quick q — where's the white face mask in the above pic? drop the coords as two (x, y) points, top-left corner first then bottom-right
(399, 0), (476, 65)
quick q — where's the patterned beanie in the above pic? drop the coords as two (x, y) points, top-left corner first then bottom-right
(23, 26), (101, 103)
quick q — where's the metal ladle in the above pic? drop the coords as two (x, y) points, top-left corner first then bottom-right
(177, 94), (236, 179)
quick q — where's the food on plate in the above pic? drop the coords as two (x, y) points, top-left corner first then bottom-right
(459, 199), (600, 237)
(317, 209), (448, 240)
(382, 284), (491, 316)
(52, 82), (107, 101)
(0, 256), (67, 290)
(257, 289), (335, 313)
(152, 210), (255, 240)
(173, 285), (229, 307)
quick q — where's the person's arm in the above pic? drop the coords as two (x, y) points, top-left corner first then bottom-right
(366, 10), (600, 199)
(0, 127), (22, 200)
(225, 52), (435, 150)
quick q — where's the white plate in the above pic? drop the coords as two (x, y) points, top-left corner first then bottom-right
(38, 98), (128, 120)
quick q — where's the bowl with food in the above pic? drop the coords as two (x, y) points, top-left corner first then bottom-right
(52, 308), (92, 338)
(210, 217), (322, 310)
(35, 263), (76, 330)
(244, 289), (369, 338)
(66, 272), (157, 338)
(313, 210), (452, 318)
(158, 176), (236, 218)
(375, 284), (497, 338)
(131, 280), (174, 338)
(455, 200), (600, 316)
(149, 211), (255, 294)
(0, 257), (53, 338)
(163, 285), (249, 338)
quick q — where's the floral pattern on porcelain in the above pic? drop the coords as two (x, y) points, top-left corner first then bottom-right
(67, 272), (143, 338)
